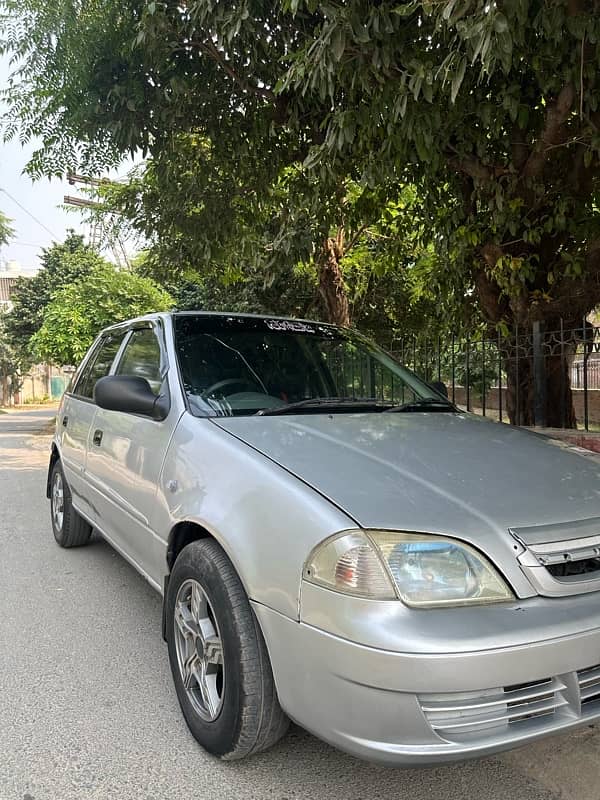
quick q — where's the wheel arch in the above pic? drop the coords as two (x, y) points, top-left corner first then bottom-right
(46, 443), (61, 499)
(163, 519), (252, 641)
(167, 520), (214, 572)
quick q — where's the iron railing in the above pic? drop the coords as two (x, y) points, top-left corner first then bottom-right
(392, 320), (600, 430)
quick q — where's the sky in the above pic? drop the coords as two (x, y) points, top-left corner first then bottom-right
(0, 55), (135, 273)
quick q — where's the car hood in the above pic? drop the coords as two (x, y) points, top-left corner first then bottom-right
(214, 411), (600, 541)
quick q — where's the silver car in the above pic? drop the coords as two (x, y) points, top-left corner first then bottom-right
(48, 311), (600, 765)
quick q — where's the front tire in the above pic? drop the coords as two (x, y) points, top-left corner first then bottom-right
(50, 461), (92, 548)
(166, 539), (289, 760)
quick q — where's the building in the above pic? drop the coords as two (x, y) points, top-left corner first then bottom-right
(0, 275), (19, 308)
(0, 260), (71, 405)
(0, 260), (29, 309)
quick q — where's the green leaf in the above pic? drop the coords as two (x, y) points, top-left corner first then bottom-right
(493, 13), (508, 33)
(410, 74), (423, 100)
(451, 57), (467, 103)
(353, 24), (371, 44)
(331, 26), (345, 62)
(392, 2), (419, 17)
(442, 0), (458, 20)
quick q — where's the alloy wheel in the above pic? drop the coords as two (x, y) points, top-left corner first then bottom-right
(52, 471), (64, 532)
(173, 579), (225, 721)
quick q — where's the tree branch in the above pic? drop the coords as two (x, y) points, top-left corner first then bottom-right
(480, 242), (503, 270)
(473, 264), (506, 324)
(522, 83), (576, 178)
(449, 155), (510, 182)
(186, 39), (277, 104)
(346, 221), (371, 252)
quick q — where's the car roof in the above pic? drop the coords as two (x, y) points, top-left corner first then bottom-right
(101, 310), (339, 334)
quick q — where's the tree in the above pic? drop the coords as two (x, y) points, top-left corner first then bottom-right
(0, 1), (357, 323)
(4, 233), (103, 366)
(87, 149), (460, 342)
(0, 310), (22, 404)
(280, 1), (600, 426)
(89, 139), (367, 327)
(3, 1), (599, 424)
(0, 1), (448, 333)
(105, 169), (454, 345)
(31, 262), (173, 365)
(0, 210), (14, 247)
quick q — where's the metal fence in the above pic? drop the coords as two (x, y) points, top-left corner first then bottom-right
(572, 358), (600, 390)
(392, 320), (600, 430)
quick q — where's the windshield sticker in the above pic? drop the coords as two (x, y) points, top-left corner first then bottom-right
(265, 320), (320, 333)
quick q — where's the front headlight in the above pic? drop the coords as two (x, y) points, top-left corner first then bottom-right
(304, 530), (514, 607)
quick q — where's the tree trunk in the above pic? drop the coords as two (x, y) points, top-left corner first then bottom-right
(475, 267), (579, 428)
(545, 351), (578, 428)
(504, 353), (576, 427)
(317, 230), (350, 327)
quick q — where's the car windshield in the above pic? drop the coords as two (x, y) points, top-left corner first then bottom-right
(174, 314), (443, 417)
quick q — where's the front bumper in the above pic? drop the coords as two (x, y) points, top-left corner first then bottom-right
(252, 596), (600, 765)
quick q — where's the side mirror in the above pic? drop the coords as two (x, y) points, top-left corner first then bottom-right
(430, 380), (449, 399)
(94, 375), (169, 420)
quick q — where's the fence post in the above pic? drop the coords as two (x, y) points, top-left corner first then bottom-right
(560, 318), (566, 428)
(532, 320), (547, 427)
(497, 330), (503, 423)
(451, 334), (456, 403)
(583, 317), (589, 432)
(482, 338), (486, 417)
(465, 336), (471, 411)
(515, 322), (520, 425)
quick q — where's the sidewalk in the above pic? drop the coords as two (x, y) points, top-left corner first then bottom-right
(534, 428), (600, 454)
(0, 402), (59, 413)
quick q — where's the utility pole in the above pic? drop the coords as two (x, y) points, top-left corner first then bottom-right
(64, 173), (130, 269)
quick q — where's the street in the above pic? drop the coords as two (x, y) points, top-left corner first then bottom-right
(0, 408), (599, 800)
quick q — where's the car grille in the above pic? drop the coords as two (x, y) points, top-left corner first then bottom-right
(511, 519), (600, 596)
(532, 539), (600, 579)
(579, 664), (600, 705)
(419, 663), (600, 742)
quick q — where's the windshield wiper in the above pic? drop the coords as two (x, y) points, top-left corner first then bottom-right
(385, 398), (456, 413)
(256, 397), (394, 416)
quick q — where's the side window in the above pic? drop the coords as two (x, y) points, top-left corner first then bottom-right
(70, 341), (102, 398)
(115, 328), (163, 395)
(73, 332), (128, 400)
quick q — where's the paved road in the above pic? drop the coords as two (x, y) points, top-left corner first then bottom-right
(1, 408), (598, 800)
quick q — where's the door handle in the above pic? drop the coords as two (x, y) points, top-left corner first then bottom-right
(92, 429), (103, 447)
(62, 415), (68, 427)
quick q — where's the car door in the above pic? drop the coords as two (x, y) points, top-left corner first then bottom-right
(58, 331), (128, 523)
(83, 322), (178, 586)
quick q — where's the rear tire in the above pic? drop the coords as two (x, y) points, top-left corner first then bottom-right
(50, 460), (92, 548)
(166, 539), (289, 760)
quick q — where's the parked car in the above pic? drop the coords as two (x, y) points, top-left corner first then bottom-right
(48, 311), (600, 765)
